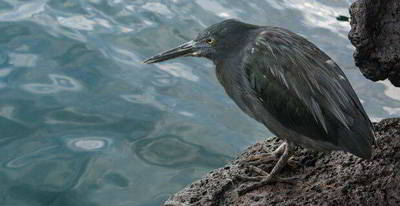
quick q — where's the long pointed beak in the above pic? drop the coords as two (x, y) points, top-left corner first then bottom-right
(143, 40), (197, 64)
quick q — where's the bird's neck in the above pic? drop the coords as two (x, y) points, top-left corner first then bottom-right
(214, 53), (244, 86)
(212, 46), (244, 66)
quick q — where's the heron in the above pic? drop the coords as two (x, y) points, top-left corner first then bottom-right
(143, 19), (375, 193)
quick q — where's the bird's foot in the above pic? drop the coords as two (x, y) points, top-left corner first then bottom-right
(237, 165), (300, 195)
(239, 153), (278, 166)
(239, 165), (299, 182)
(236, 142), (300, 195)
(240, 155), (299, 169)
(239, 143), (287, 166)
(237, 171), (300, 195)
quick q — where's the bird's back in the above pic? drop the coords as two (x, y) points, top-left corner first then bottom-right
(216, 26), (375, 159)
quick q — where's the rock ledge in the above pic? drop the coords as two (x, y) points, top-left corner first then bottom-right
(164, 118), (400, 206)
(349, 0), (400, 86)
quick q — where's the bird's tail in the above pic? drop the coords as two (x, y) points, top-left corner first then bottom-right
(337, 120), (375, 159)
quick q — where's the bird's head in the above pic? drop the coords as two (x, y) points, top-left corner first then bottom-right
(143, 19), (259, 64)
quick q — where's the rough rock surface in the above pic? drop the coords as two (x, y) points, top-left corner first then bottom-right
(348, 0), (400, 86)
(164, 118), (400, 206)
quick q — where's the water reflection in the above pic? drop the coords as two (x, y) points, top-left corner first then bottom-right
(196, 0), (239, 18)
(0, 1), (399, 206)
(150, 70), (178, 87)
(45, 107), (111, 125)
(103, 172), (129, 188)
(58, 16), (99, 31)
(8, 184), (99, 206)
(157, 63), (199, 82)
(0, 0), (46, 22)
(378, 80), (400, 117)
(22, 83), (61, 94)
(133, 135), (231, 168)
(0, 68), (12, 77)
(383, 106), (400, 116)
(281, 0), (349, 37)
(142, 3), (174, 17)
(0, 105), (15, 119)
(68, 137), (109, 151)
(60, 133), (113, 152)
(22, 74), (82, 94)
(8, 53), (38, 67)
(49, 74), (82, 91)
(121, 90), (167, 111)
(178, 111), (194, 117)
(6, 146), (59, 168)
(0, 52), (8, 65)
(107, 46), (141, 65)
(381, 80), (400, 101)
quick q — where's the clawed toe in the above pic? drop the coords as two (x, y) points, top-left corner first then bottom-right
(239, 142), (287, 166)
(235, 142), (302, 195)
(237, 175), (264, 182)
(237, 174), (299, 195)
(236, 164), (301, 195)
(239, 153), (277, 166)
(237, 174), (299, 184)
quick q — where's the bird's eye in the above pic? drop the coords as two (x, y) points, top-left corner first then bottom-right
(206, 38), (215, 45)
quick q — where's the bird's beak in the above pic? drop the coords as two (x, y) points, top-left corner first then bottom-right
(143, 40), (198, 64)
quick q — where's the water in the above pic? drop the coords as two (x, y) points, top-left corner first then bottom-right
(0, 0), (399, 205)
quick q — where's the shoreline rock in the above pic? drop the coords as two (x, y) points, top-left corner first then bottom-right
(164, 118), (400, 206)
(348, 0), (400, 87)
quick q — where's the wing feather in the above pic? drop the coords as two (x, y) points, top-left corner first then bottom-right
(243, 27), (374, 158)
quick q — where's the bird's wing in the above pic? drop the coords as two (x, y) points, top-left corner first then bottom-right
(242, 27), (374, 158)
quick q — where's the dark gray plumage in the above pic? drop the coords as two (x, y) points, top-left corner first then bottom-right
(144, 19), (375, 192)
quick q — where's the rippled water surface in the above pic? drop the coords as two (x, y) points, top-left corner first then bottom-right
(0, 0), (399, 205)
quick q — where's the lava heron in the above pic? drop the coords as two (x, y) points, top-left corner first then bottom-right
(144, 19), (375, 193)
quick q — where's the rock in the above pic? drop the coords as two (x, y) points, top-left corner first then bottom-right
(348, 0), (400, 87)
(164, 118), (400, 206)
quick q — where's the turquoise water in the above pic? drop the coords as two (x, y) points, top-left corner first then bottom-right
(0, 0), (399, 205)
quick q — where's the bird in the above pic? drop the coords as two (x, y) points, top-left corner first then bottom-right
(143, 19), (375, 193)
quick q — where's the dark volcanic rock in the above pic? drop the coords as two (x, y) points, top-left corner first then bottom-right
(164, 118), (400, 206)
(348, 0), (400, 87)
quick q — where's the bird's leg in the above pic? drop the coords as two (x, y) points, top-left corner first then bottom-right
(241, 142), (286, 165)
(238, 141), (295, 195)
